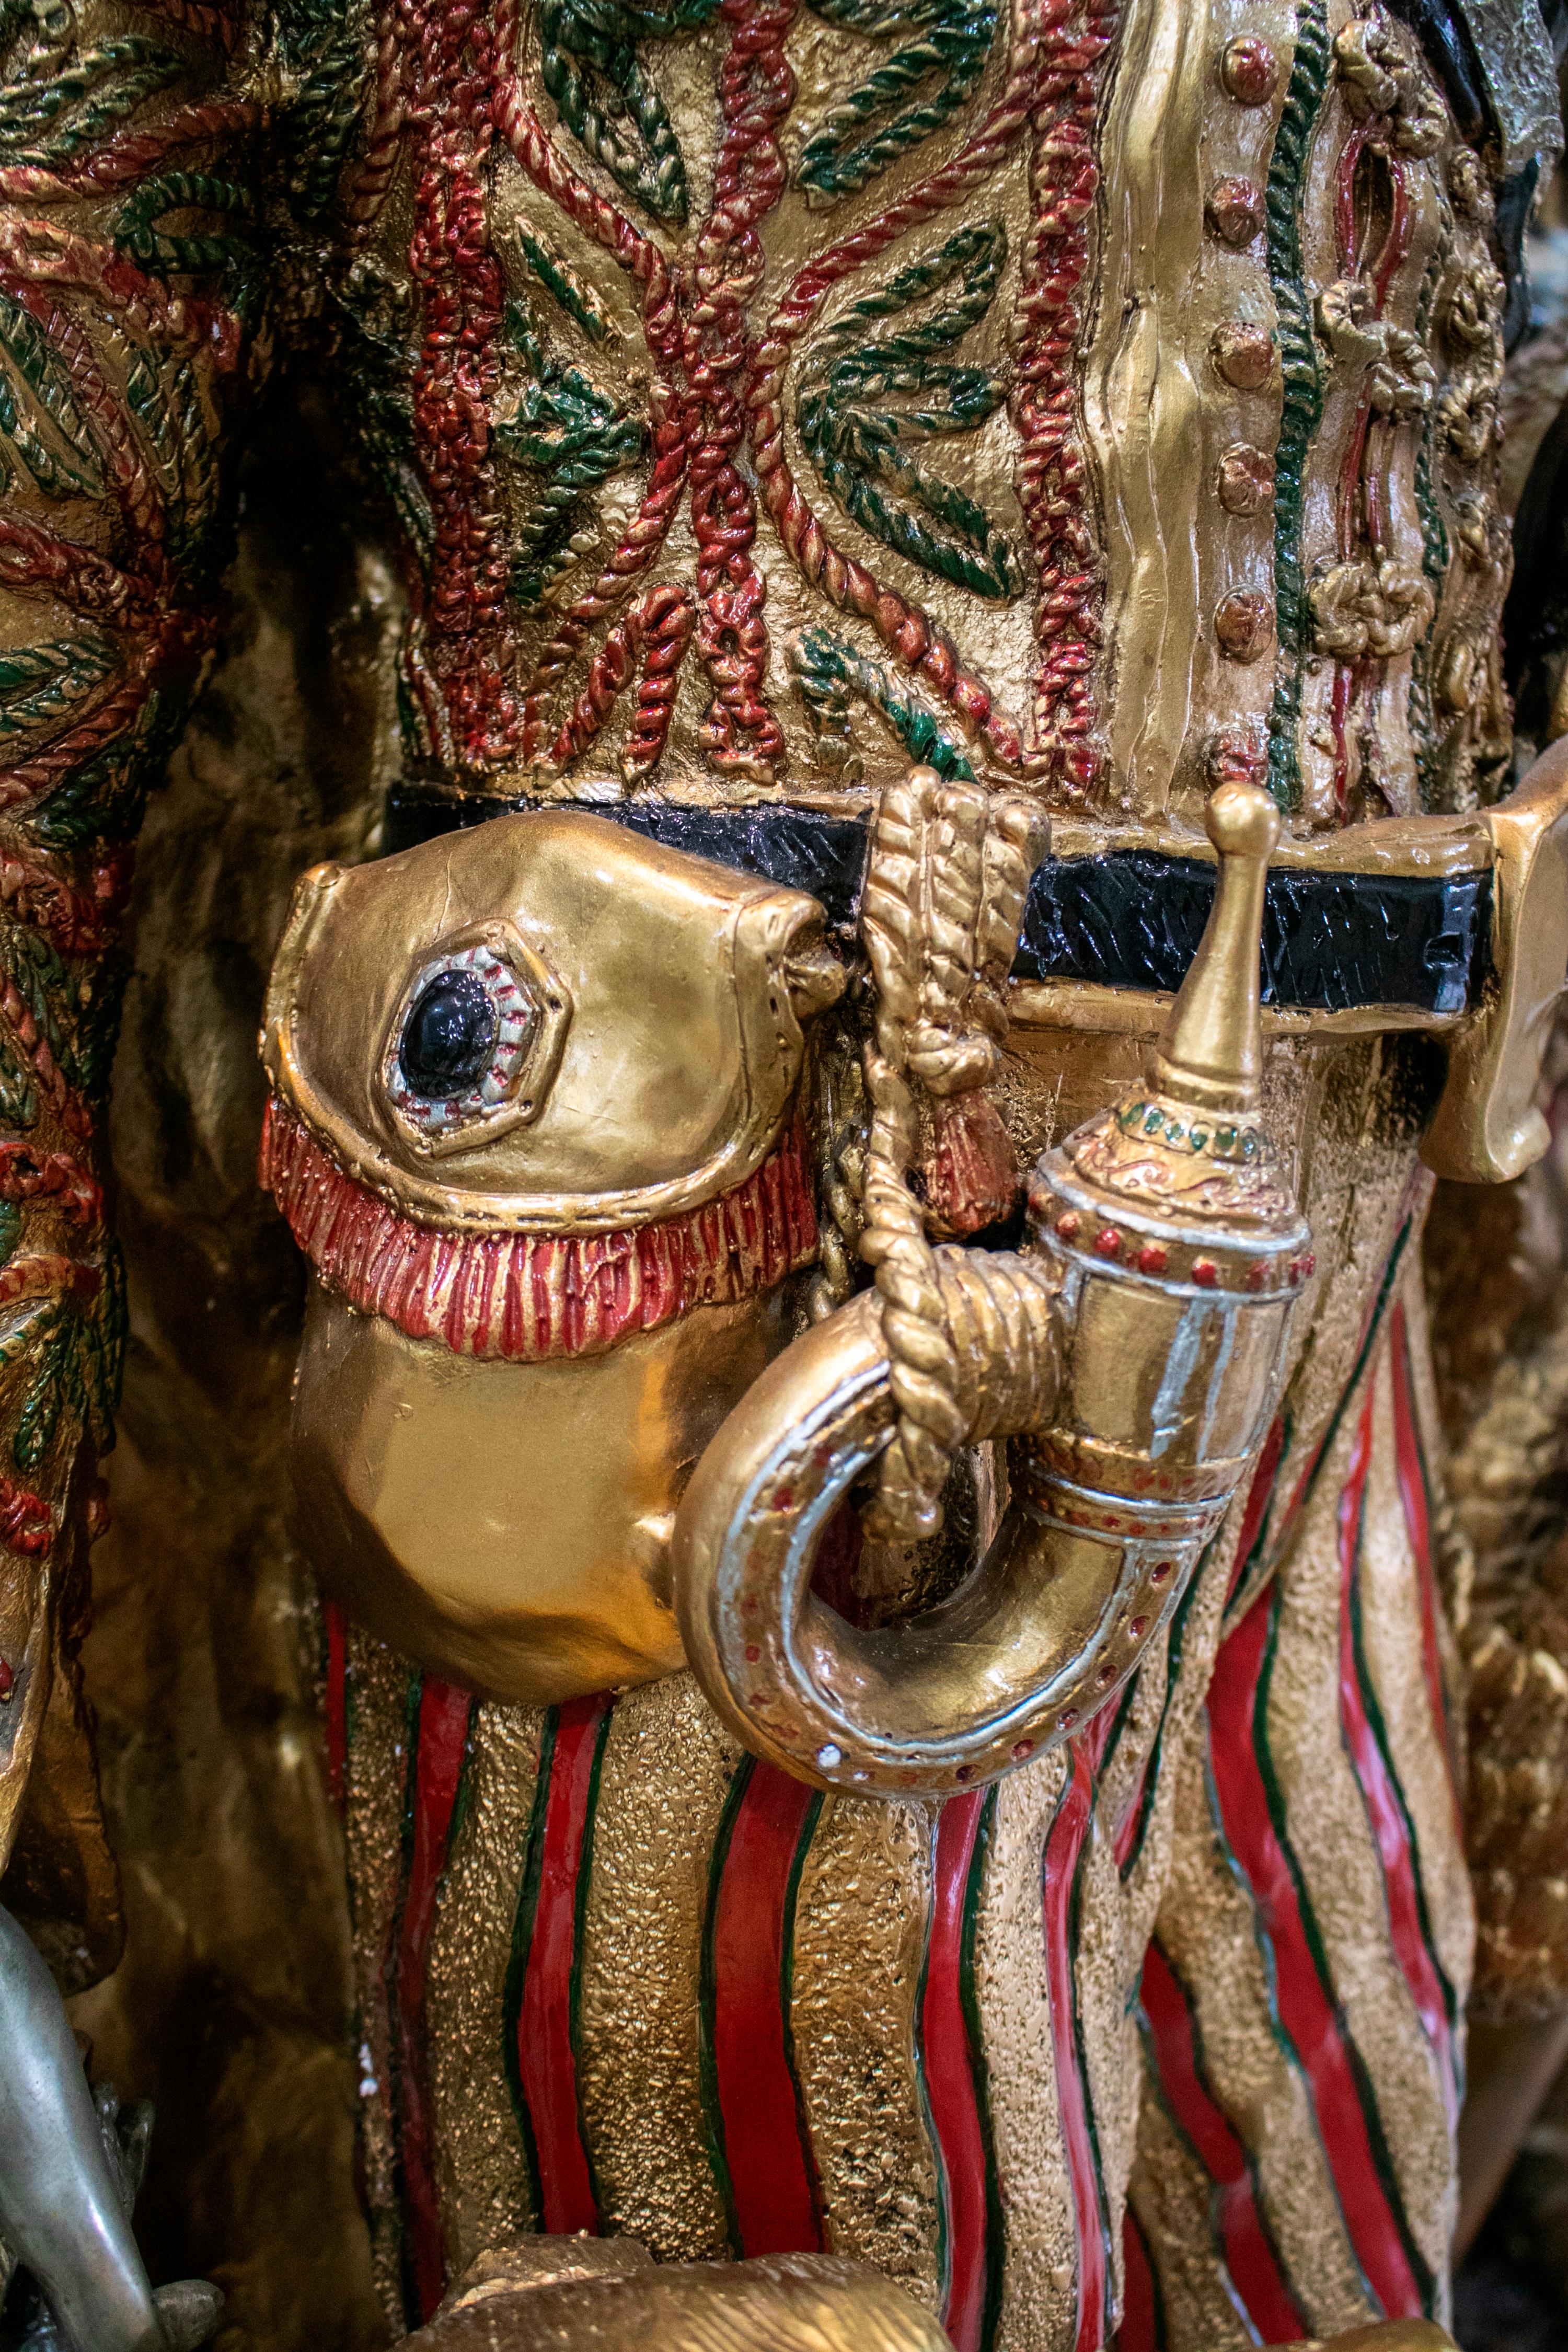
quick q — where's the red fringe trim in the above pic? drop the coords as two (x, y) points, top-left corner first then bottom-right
(259, 1097), (818, 1363)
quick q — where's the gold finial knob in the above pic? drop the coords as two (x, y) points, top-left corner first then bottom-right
(1146, 781), (1279, 1116)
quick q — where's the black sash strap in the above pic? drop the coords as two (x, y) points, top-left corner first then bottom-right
(385, 790), (1491, 1019)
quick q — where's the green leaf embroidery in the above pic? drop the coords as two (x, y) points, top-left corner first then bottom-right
(331, 262), (437, 573)
(796, 218), (1019, 600)
(0, 33), (182, 168)
(792, 624), (977, 778)
(517, 226), (610, 345)
(795, 0), (997, 207)
(114, 171), (259, 309)
(0, 635), (118, 746)
(276, 0), (373, 224)
(1, 1243), (125, 1473)
(0, 288), (109, 498)
(538, 0), (721, 227)
(495, 303), (644, 609)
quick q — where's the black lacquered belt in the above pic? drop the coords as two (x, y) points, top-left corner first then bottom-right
(384, 790), (1493, 1020)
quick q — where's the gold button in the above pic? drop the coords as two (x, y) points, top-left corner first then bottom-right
(1220, 35), (1278, 104)
(1212, 321), (1275, 389)
(1214, 591), (1274, 661)
(1217, 442), (1276, 514)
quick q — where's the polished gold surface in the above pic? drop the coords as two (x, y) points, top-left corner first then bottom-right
(264, 813), (841, 1234)
(1011, 981), (1466, 1044)
(269, 812), (844, 1704)
(1424, 734), (1568, 1182)
(1145, 782), (1276, 1115)
(293, 1281), (786, 1704)
(405, 2249), (951, 2352)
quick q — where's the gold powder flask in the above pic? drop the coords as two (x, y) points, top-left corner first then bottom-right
(674, 783), (1313, 1796)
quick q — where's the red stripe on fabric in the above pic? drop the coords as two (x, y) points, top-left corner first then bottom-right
(1139, 1942), (1305, 2342)
(1043, 1721), (1114, 2352)
(1208, 1588), (1422, 2318)
(1337, 1388), (1458, 2128)
(1226, 1413), (1286, 1601)
(323, 1598), (347, 1817)
(709, 1762), (822, 2256)
(923, 1791), (989, 2352)
(1388, 1300), (1459, 1831)
(394, 1677), (472, 2324)
(1119, 2209), (1160, 2352)
(1256, 1215), (1416, 1586)
(1113, 1753), (1148, 1872)
(516, 1693), (608, 2235)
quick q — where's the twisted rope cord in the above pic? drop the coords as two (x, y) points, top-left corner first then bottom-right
(687, 0), (793, 780)
(806, 1039), (865, 1322)
(860, 769), (966, 1540)
(1008, 0), (1117, 788)
(936, 1241), (1059, 1438)
(544, 579), (695, 776)
(342, 0), (404, 239)
(859, 769), (1049, 1535)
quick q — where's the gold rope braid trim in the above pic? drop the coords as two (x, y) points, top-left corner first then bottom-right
(857, 769), (1047, 1540)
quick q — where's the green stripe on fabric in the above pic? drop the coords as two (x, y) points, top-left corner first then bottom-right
(696, 1751), (752, 2257)
(502, 1704), (560, 2218)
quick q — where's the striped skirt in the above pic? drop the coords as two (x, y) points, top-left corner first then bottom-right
(327, 1166), (1471, 2351)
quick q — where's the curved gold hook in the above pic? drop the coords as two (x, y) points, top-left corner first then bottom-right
(674, 784), (1312, 1797)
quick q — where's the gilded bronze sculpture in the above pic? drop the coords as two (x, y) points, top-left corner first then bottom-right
(2, 0), (1568, 2346)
